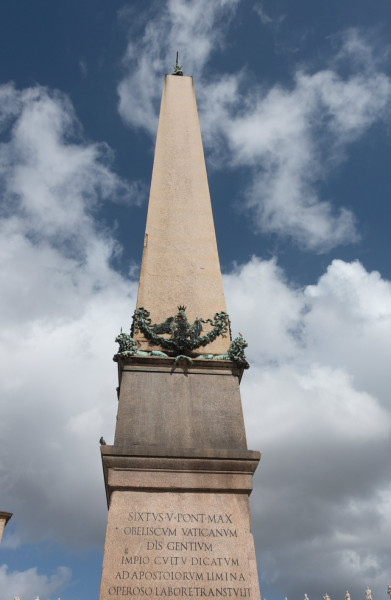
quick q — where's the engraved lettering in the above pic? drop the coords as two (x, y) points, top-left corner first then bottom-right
(123, 526), (177, 536)
(173, 513), (233, 524)
(154, 556), (188, 566)
(166, 541), (213, 551)
(103, 503), (251, 597)
(116, 570), (205, 581)
(191, 557), (240, 567)
(128, 512), (175, 522)
(181, 528), (237, 538)
(146, 541), (163, 550)
(121, 556), (150, 565)
(108, 585), (153, 595)
(154, 587), (251, 597)
(206, 573), (245, 582)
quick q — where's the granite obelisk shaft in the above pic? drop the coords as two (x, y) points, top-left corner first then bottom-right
(135, 75), (228, 355)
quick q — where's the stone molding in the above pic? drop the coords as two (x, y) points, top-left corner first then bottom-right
(0, 511), (12, 544)
(116, 355), (245, 384)
(0, 511), (12, 523)
(101, 446), (260, 505)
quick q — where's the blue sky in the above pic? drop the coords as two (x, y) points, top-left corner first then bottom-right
(1, 1), (391, 599)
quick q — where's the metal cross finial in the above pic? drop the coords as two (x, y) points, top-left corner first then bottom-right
(172, 51), (183, 76)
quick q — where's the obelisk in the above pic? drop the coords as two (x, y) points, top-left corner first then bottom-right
(99, 68), (261, 600)
(135, 73), (227, 355)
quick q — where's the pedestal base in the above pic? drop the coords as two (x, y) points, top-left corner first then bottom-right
(99, 448), (261, 600)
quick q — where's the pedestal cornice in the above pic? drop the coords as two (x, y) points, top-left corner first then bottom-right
(116, 355), (245, 384)
(0, 511), (12, 523)
(101, 446), (261, 506)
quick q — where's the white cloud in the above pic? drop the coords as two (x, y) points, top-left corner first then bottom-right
(117, 0), (240, 136)
(223, 257), (304, 363)
(0, 564), (71, 599)
(303, 260), (391, 403)
(117, 8), (391, 251)
(332, 28), (386, 73)
(223, 257), (391, 598)
(79, 59), (87, 78)
(253, 2), (285, 27)
(0, 83), (138, 547)
(207, 52), (391, 250)
(0, 83), (134, 253)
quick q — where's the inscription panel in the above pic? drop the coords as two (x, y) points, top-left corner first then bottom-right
(99, 492), (260, 600)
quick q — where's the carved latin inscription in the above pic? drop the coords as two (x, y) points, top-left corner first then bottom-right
(99, 493), (258, 600)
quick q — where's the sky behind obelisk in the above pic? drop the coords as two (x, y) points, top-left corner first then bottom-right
(0, 1), (391, 599)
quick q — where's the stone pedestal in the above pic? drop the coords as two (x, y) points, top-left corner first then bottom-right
(99, 447), (260, 599)
(99, 358), (261, 599)
(113, 357), (247, 450)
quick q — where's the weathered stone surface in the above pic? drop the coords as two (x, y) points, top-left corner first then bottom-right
(100, 447), (261, 505)
(99, 444), (261, 598)
(135, 75), (228, 356)
(114, 358), (247, 451)
(99, 491), (260, 600)
(0, 511), (12, 543)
